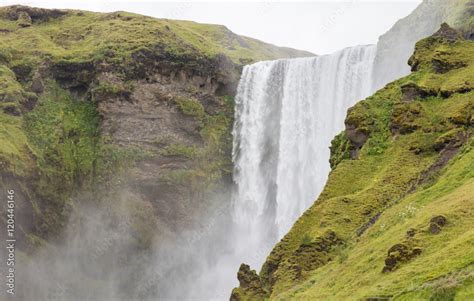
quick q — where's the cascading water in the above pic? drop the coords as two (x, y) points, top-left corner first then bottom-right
(231, 45), (377, 271)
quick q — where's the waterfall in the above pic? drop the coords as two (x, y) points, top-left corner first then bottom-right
(231, 45), (377, 270)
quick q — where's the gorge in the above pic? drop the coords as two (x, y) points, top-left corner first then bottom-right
(0, 1), (472, 301)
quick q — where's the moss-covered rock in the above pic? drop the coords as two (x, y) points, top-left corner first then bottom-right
(230, 264), (268, 301)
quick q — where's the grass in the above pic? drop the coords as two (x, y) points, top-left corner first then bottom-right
(233, 26), (474, 301)
(0, 7), (313, 74)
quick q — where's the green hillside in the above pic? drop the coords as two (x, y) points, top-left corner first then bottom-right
(232, 24), (474, 301)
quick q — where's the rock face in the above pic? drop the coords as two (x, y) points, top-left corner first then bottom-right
(0, 6), (313, 251)
(372, 0), (473, 91)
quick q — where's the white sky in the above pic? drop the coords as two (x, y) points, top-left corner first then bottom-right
(0, 0), (422, 54)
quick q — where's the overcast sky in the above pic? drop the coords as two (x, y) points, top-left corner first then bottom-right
(0, 0), (422, 54)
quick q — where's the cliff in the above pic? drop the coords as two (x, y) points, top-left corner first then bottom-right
(232, 24), (474, 301)
(372, 0), (474, 90)
(0, 5), (313, 252)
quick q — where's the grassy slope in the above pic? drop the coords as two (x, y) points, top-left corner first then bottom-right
(232, 27), (474, 301)
(0, 6), (313, 67)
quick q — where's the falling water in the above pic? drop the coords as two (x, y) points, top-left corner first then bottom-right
(11, 45), (379, 301)
(231, 45), (377, 270)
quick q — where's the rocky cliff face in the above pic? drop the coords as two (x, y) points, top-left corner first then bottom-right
(0, 5), (313, 252)
(372, 0), (474, 91)
(232, 23), (474, 301)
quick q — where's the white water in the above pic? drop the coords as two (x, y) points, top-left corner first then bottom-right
(11, 45), (379, 301)
(231, 45), (377, 271)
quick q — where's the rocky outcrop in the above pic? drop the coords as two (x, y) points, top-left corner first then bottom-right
(0, 5), (67, 23)
(382, 243), (423, 273)
(0, 6), (312, 252)
(428, 215), (447, 234)
(230, 264), (268, 301)
(233, 23), (474, 300)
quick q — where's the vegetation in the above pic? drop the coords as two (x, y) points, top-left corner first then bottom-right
(163, 95), (234, 193)
(0, 5), (312, 78)
(233, 25), (474, 301)
(0, 5), (310, 246)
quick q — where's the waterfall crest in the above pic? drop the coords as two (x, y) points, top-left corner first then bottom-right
(231, 45), (377, 269)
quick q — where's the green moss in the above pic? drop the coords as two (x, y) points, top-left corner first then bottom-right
(238, 27), (474, 301)
(174, 96), (206, 119)
(161, 95), (234, 191)
(24, 85), (100, 195)
(329, 132), (351, 169)
(161, 143), (197, 159)
(0, 6), (312, 75)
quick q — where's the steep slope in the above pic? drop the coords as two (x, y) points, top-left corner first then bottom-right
(372, 0), (474, 90)
(0, 5), (312, 253)
(232, 24), (474, 301)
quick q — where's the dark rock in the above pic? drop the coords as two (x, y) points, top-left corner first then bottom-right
(401, 82), (436, 102)
(51, 60), (95, 91)
(429, 215), (447, 234)
(406, 228), (416, 238)
(235, 264), (267, 298)
(432, 57), (467, 74)
(2, 104), (21, 116)
(429, 223), (442, 234)
(20, 92), (38, 111)
(382, 243), (422, 272)
(5, 5), (67, 22)
(433, 23), (463, 43)
(30, 72), (44, 93)
(357, 212), (381, 237)
(345, 124), (369, 149)
(11, 64), (33, 83)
